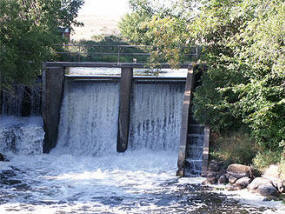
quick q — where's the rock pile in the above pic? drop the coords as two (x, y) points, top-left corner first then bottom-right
(203, 160), (285, 198)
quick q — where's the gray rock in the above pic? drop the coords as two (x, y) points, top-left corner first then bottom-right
(248, 177), (280, 197)
(276, 180), (285, 193)
(234, 177), (252, 189)
(227, 164), (253, 179)
(257, 184), (280, 197)
(218, 175), (228, 185)
(228, 175), (238, 184)
(208, 160), (221, 172)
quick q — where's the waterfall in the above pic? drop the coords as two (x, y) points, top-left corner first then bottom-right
(54, 80), (120, 156)
(128, 81), (185, 151)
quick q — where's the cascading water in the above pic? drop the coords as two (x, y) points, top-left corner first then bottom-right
(54, 80), (120, 156)
(129, 81), (185, 151)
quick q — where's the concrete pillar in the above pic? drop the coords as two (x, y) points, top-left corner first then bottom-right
(117, 67), (133, 152)
(201, 126), (210, 177)
(177, 66), (194, 176)
(42, 66), (65, 153)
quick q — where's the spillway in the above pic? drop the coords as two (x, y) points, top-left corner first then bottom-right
(129, 81), (184, 151)
(54, 80), (120, 156)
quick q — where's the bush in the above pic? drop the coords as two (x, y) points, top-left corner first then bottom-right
(210, 131), (257, 166)
(253, 151), (282, 172)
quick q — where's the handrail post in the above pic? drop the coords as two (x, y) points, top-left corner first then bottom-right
(117, 45), (120, 65)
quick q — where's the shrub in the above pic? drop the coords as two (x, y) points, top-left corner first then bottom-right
(253, 151), (282, 172)
(210, 131), (256, 166)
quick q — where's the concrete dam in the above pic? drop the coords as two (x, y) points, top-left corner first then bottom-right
(42, 62), (209, 176)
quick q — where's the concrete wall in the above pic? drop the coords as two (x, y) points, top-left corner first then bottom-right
(117, 67), (133, 152)
(42, 66), (65, 153)
(177, 66), (194, 176)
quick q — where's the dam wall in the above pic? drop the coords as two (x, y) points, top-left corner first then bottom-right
(41, 62), (209, 176)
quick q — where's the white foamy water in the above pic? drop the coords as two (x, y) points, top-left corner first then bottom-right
(1, 151), (284, 214)
(55, 81), (120, 156)
(0, 116), (44, 155)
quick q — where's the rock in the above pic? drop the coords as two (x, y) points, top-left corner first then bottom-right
(228, 175), (238, 184)
(263, 165), (280, 180)
(257, 184), (280, 198)
(248, 177), (280, 197)
(207, 171), (218, 178)
(234, 177), (252, 189)
(276, 180), (285, 193)
(227, 164), (253, 179)
(262, 164), (285, 193)
(0, 153), (4, 161)
(218, 175), (228, 185)
(208, 160), (221, 172)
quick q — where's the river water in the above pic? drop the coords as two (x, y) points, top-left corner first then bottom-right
(1, 150), (284, 214)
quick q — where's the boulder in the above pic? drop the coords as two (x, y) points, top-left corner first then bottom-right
(208, 160), (221, 172)
(234, 177), (252, 189)
(227, 164), (253, 179)
(248, 177), (280, 197)
(257, 184), (280, 198)
(263, 165), (280, 180)
(218, 175), (228, 185)
(276, 180), (285, 193)
(262, 164), (285, 193)
(228, 175), (238, 184)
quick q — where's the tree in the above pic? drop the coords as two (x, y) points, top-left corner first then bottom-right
(0, 0), (84, 90)
(191, 0), (285, 155)
(119, 0), (194, 67)
(121, 0), (285, 162)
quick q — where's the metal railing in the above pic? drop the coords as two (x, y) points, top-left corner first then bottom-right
(55, 44), (200, 64)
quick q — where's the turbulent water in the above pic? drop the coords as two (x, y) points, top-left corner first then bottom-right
(1, 151), (284, 214)
(0, 116), (44, 155)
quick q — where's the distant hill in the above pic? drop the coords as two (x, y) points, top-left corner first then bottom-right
(71, 14), (121, 41)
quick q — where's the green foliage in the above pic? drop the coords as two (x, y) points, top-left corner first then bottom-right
(191, 0), (285, 154)
(119, 0), (196, 67)
(0, 0), (84, 89)
(121, 0), (284, 164)
(253, 150), (282, 171)
(210, 132), (257, 166)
